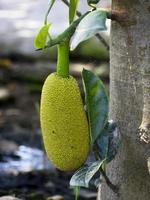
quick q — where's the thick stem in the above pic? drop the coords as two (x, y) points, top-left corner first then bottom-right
(57, 41), (70, 78)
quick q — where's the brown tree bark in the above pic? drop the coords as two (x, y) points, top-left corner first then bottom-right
(98, 0), (150, 199)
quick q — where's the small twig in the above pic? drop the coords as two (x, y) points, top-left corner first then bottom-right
(93, 144), (119, 194)
(61, 0), (109, 51)
(95, 33), (109, 51)
(100, 167), (119, 194)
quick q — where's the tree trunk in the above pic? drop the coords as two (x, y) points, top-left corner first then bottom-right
(98, 0), (150, 199)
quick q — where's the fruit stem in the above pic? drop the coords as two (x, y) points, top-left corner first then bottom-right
(57, 40), (70, 78)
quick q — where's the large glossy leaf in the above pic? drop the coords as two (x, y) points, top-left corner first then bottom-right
(70, 160), (103, 188)
(34, 24), (51, 49)
(97, 120), (121, 163)
(82, 69), (109, 144)
(69, 0), (79, 24)
(71, 10), (107, 50)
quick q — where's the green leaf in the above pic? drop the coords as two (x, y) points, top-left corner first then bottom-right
(37, 12), (89, 50)
(69, 0), (79, 24)
(70, 160), (103, 188)
(34, 24), (51, 49)
(71, 10), (107, 50)
(97, 120), (121, 163)
(82, 69), (109, 144)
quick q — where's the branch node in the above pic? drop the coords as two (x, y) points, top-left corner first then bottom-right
(106, 9), (129, 23)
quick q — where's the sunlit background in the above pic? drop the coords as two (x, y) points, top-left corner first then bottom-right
(0, 0), (110, 199)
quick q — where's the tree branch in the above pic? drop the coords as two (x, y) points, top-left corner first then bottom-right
(100, 167), (119, 194)
(93, 144), (119, 194)
(106, 9), (129, 23)
(61, 0), (109, 51)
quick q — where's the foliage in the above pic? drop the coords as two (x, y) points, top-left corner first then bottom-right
(71, 10), (107, 50)
(70, 160), (104, 188)
(34, 2), (107, 51)
(97, 120), (121, 163)
(34, 24), (51, 49)
(34, 1), (121, 198)
(35, 13), (89, 50)
(70, 69), (121, 190)
(82, 69), (108, 143)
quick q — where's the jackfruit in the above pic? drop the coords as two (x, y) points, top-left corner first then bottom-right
(40, 73), (89, 171)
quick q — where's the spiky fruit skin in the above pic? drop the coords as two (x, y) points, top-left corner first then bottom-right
(40, 73), (89, 171)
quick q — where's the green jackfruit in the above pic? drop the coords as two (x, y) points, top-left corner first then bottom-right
(40, 73), (89, 171)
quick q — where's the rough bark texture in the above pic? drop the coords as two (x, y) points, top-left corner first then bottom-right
(98, 0), (150, 199)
